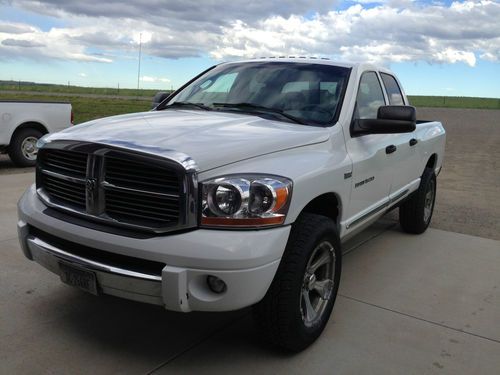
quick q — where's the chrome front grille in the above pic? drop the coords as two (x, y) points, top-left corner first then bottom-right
(104, 189), (180, 224)
(105, 156), (180, 195)
(36, 142), (196, 234)
(41, 149), (87, 178)
(42, 173), (86, 209)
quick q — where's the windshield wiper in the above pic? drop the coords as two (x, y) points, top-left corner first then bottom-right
(212, 102), (306, 125)
(162, 101), (212, 111)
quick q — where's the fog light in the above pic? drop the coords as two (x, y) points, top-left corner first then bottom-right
(207, 275), (227, 294)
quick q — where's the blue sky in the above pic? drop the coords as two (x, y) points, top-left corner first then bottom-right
(0, 0), (499, 97)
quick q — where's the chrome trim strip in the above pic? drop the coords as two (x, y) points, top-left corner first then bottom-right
(100, 142), (200, 172)
(389, 189), (409, 205)
(101, 181), (180, 198)
(346, 201), (389, 229)
(346, 189), (410, 230)
(42, 136), (200, 172)
(27, 235), (162, 281)
(40, 168), (86, 184)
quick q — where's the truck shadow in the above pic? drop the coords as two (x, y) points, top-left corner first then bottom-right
(53, 288), (253, 366)
(0, 154), (34, 174)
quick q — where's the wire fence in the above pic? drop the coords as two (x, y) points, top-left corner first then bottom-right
(0, 80), (173, 98)
(407, 95), (500, 110)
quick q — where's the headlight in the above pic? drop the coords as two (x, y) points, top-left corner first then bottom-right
(36, 134), (51, 149)
(201, 174), (293, 228)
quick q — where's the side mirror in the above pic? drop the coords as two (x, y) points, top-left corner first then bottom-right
(152, 92), (170, 109)
(352, 105), (416, 135)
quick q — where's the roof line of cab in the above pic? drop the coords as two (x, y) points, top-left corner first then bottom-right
(219, 57), (393, 75)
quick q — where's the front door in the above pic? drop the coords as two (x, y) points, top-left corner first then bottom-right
(343, 71), (396, 233)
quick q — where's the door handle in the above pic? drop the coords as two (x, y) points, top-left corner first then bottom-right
(409, 138), (418, 146)
(386, 145), (397, 154)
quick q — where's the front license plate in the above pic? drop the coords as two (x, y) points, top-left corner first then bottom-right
(59, 262), (99, 296)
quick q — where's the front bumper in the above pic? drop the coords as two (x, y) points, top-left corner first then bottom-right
(18, 185), (290, 312)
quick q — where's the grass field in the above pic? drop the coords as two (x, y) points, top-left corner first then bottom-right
(1, 92), (151, 124)
(0, 81), (158, 98)
(408, 95), (500, 109)
(1, 86), (498, 124)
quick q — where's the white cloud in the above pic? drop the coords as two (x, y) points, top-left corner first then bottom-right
(141, 76), (170, 83)
(0, 0), (498, 68)
(212, 1), (500, 67)
(0, 22), (36, 34)
(78, 72), (87, 77)
(434, 48), (476, 67)
(0, 21), (113, 62)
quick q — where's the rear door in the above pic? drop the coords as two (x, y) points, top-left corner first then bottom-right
(380, 73), (421, 200)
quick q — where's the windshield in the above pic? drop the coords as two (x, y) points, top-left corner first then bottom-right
(162, 61), (351, 126)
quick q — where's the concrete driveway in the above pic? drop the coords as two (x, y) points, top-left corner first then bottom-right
(1, 172), (499, 374)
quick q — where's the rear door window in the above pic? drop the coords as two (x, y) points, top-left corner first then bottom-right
(380, 73), (405, 105)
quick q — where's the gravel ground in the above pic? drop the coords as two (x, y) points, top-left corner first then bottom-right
(1, 107), (499, 239)
(418, 107), (500, 240)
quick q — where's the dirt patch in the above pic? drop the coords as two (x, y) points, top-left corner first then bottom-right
(419, 108), (500, 240)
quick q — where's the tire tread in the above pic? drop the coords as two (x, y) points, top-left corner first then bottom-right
(253, 213), (341, 351)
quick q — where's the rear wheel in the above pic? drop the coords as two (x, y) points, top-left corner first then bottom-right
(399, 167), (437, 234)
(8, 128), (43, 167)
(253, 213), (342, 352)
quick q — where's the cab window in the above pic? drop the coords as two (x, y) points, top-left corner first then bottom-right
(355, 72), (386, 119)
(380, 73), (404, 105)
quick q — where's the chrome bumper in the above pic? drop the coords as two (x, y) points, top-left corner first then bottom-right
(26, 235), (163, 305)
(18, 185), (288, 312)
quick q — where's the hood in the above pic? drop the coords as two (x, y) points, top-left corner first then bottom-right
(45, 109), (330, 171)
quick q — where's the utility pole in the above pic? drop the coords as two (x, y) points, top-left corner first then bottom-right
(137, 33), (142, 91)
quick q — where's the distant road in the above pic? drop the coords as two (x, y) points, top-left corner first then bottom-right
(0, 90), (151, 101)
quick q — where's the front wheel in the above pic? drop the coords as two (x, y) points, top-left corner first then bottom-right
(253, 213), (342, 352)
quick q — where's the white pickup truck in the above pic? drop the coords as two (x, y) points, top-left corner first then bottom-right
(0, 101), (72, 167)
(17, 59), (445, 351)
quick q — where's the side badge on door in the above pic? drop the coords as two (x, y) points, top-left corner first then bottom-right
(355, 176), (375, 188)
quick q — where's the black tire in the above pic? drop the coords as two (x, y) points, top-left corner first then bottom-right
(8, 128), (43, 167)
(399, 168), (437, 234)
(253, 213), (342, 352)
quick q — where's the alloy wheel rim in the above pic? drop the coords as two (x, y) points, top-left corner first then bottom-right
(21, 136), (39, 161)
(423, 179), (435, 223)
(300, 240), (336, 327)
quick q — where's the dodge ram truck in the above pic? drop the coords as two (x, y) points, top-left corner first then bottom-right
(17, 59), (445, 351)
(1, 100), (73, 167)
